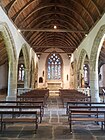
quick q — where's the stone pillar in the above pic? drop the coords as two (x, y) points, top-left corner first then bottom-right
(24, 68), (30, 88)
(31, 72), (35, 89)
(6, 61), (17, 101)
(90, 70), (100, 102)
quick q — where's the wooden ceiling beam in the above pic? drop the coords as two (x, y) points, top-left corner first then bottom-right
(20, 28), (88, 33)
(12, 0), (34, 21)
(32, 45), (76, 49)
(90, 0), (101, 16)
(17, 3), (89, 29)
(35, 51), (72, 54)
(25, 19), (82, 44)
(30, 32), (78, 47)
(67, 0), (95, 24)
(4, 0), (16, 14)
(21, 12), (84, 32)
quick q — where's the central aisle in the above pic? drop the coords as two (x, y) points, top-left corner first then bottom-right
(43, 92), (67, 125)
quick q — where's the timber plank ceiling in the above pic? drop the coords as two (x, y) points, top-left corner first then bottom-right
(1, 0), (105, 55)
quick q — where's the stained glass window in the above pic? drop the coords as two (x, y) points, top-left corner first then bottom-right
(47, 53), (62, 80)
(18, 64), (24, 81)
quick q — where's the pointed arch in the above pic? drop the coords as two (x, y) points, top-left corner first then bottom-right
(21, 44), (30, 69)
(0, 22), (16, 62)
(0, 22), (17, 99)
(89, 25), (105, 102)
(18, 44), (30, 88)
(90, 25), (105, 71)
(77, 49), (90, 88)
(77, 49), (89, 71)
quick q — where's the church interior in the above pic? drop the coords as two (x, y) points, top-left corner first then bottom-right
(0, 0), (105, 139)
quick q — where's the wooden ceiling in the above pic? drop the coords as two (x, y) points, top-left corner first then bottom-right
(1, 0), (105, 55)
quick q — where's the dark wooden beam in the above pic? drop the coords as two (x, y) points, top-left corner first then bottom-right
(20, 28), (88, 33)
(36, 51), (72, 54)
(32, 45), (76, 48)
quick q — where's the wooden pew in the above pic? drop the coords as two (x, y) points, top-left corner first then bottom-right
(69, 109), (105, 133)
(59, 89), (91, 106)
(67, 102), (105, 133)
(0, 101), (44, 123)
(0, 110), (38, 133)
(17, 89), (49, 106)
(66, 101), (105, 114)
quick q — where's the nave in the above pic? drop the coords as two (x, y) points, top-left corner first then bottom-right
(0, 92), (105, 140)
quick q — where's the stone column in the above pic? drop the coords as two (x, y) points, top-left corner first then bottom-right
(31, 72), (35, 89)
(90, 70), (100, 102)
(24, 68), (30, 88)
(6, 61), (17, 101)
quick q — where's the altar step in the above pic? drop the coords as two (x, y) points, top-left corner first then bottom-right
(49, 90), (59, 96)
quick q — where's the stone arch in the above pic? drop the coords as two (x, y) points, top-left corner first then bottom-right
(77, 49), (89, 88)
(21, 44), (30, 69)
(77, 49), (88, 71)
(18, 44), (30, 88)
(0, 22), (17, 100)
(0, 22), (16, 61)
(89, 25), (105, 101)
(90, 25), (105, 71)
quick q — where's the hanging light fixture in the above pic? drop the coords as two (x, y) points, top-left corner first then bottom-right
(54, 25), (57, 29)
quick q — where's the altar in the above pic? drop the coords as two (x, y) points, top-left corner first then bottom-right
(47, 81), (62, 90)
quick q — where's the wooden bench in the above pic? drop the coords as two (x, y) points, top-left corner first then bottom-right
(17, 94), (47, 106)
(59, 89), (91, 106)
(66, 101), (105, 114)
(0, 110), (38, 133)
(17, 89), (49, 108)
(0, 101), (44, 123)
(69, 110), (105, 133)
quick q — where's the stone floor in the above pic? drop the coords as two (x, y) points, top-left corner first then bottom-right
(0, 92), (105, 140)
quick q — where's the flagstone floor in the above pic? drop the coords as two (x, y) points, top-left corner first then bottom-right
(0, 92), (105, 140)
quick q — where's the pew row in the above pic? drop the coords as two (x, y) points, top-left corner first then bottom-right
(0, 110), (38, 133)
(59, 89), (91, 107)
(0, 101), (44, 123)
(69, 110), (105, 133)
